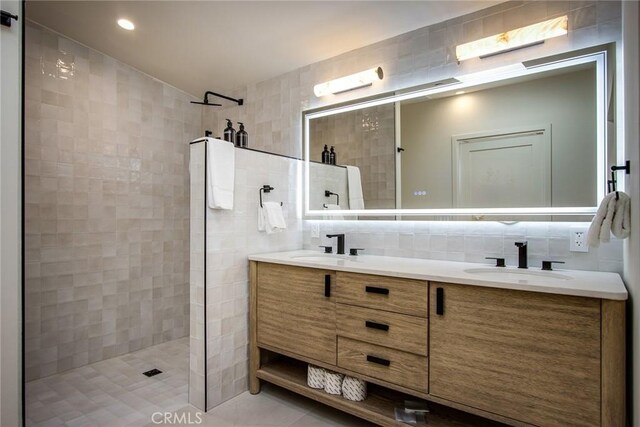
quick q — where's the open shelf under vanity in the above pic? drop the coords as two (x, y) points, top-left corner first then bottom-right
(256, 355), (506, 427)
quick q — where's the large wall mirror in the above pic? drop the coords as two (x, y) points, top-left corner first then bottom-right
(304, 50), (612, 220)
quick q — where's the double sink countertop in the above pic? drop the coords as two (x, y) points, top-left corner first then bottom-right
(248, 250), (628, 300)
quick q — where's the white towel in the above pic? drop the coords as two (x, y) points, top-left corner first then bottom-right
(258, 202), (286, 234)
(346, 166), (365, 210)
(587, 191), (631, 247)
(205, 137), (235, 210)
(323, 203), (344, 220)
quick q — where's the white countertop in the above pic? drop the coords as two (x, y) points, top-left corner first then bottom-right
(248, 250), (628, 300)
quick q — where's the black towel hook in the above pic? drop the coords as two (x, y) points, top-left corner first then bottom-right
(608, 161), (631, 201)
(259, 185), (282, 208)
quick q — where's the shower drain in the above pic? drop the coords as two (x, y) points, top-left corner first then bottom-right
(142, 368), (163, 377)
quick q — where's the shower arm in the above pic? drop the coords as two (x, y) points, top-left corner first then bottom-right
(203, 91), (243, 106)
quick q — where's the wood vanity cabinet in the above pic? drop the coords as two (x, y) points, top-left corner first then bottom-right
(250, 261), (625, 427)
(255, 262), (337, 365)
(430, 283), (601, 426)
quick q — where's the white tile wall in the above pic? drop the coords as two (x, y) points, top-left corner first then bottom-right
(24, 22), (200, 381)
(190, 145), (302, 410)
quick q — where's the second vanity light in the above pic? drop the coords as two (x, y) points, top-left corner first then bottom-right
(456, 15), (568, 61)
(314, 67), (383, 97)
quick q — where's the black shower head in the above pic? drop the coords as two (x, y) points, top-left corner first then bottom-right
(190, 101), (222, 106)
(190, 91), (244, 107)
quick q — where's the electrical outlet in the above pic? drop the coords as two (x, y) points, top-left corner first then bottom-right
(570, 228), (589, 252)
(311, 223), (320, 238)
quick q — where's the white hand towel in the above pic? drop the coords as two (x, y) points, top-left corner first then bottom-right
(346, 166), (365, 210)
(205, 137), (235, 210)
(587, 191), (631, 247)
(611, 192), (631, 239)
(258, 202), (286, 234)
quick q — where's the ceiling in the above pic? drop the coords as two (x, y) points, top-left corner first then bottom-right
(26, 1), (501, 98)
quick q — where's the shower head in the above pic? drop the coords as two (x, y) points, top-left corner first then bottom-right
(190, 100), (222, 106)
(190, 91), (244, 107)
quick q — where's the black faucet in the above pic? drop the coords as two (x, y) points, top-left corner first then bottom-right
(326, 234), (345, 255)
(514, 241), (528, 269)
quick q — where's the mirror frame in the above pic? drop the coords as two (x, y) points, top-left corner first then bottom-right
(303, 51), (608, 218)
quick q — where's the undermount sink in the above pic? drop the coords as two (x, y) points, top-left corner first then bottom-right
(464, 267), (571, 281)
(290, 255), (347, 262)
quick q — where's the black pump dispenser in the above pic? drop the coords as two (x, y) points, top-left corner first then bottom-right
(322, 145), (330, 164)
(236, 122), (248, 147)
(223, 119), (236, 143)
(329, 146), (336, 165)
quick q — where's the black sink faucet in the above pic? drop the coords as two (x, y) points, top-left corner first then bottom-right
(326, 234), (345, 255)
(515, 241), (528, 269)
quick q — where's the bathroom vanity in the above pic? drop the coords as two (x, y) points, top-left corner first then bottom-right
(248, 251), (626, 427)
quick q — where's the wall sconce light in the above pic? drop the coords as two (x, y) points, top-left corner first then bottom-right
(456, 15), (568, 62)
(314, 67), (383, 97)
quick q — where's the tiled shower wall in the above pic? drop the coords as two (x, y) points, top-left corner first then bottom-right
(24, 23), (200, 380)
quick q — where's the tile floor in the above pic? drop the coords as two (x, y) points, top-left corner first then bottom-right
(26, 337), (190, 426)
(153, 385), (373, 427)
(26, 335), (497, 426)
(25, 337), (368, 427)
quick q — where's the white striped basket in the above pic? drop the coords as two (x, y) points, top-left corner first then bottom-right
(342, 376), (367, 401)
(307, 365), (326, 389)
(324, 370), (345, 395)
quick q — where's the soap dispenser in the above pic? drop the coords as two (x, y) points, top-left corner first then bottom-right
(322, 145), (330, 164)
(236, 122), (248, 147)
(329, 146), (336, 165)
(223, 119), (236, 143)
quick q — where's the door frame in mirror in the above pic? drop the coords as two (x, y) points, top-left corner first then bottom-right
(303, 51), (608, 218)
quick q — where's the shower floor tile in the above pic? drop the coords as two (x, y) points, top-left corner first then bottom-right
(26, 337), (189, 427)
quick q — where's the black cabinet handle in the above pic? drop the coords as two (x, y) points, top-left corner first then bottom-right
(365, 321), (389, 331)
(324, 274), (331, 297)
(436, 287), (444, 315)
(365, 286), (389, 295)
(366, 355), (390, 366)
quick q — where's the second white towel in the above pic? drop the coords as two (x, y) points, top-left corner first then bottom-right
(587, 191), (631, 247)
(258, 202), (287, 234)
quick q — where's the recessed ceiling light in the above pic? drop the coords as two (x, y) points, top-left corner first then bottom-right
(117, 18), (135, 31)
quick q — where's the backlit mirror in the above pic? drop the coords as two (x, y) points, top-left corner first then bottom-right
(304, 51), (609, 219)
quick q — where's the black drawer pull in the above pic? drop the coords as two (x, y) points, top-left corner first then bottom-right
(365, 321), (389, 331)
(365, 286), (389, 295)
(436, 287), (444, 316)
(325, 274), (331, 297)
(366, 355), (390, 366)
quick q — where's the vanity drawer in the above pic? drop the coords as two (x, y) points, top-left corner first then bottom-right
(337, 337), (428, 392)
(335, 272), (428, 317)
(336, 304), (428, 356)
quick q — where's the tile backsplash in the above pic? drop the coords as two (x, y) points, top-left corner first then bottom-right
(24, 22), (200, 380)
(304, 221), (624, 274)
